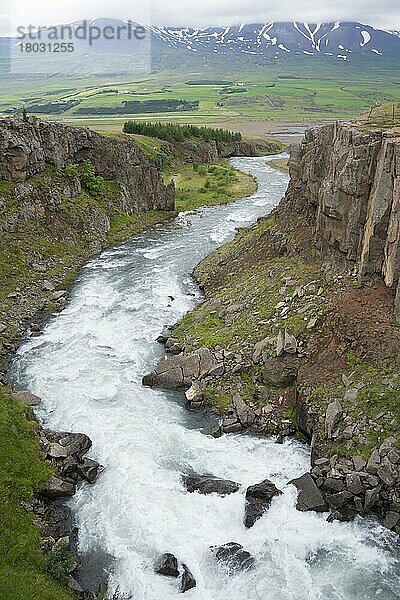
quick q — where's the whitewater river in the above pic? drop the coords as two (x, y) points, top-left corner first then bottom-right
(11, 156), (400, 599)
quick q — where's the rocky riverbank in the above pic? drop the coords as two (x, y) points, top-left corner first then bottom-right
(0, 117), (279, 597)
(143, 121), (400, 533)
(0, 116), (176, 378)
(0, 116), (177, 598)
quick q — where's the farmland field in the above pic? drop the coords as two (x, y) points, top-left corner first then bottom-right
(1, 58), (400, 132)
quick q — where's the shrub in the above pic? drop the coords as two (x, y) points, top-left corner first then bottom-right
(64, 163), (79, 178)
(80, 160), (105, 197)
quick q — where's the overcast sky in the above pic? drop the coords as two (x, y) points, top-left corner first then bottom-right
(1, 0), (400, 34)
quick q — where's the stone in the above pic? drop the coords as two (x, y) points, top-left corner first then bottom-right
(325, 400), (343, 439)
(342, 374), (353, 387)
(328, 491), (354, 508)
(223, 422), (242, 434)
(182, 474), (240, 496)
(276, 331), (284, 357)
(39, 476), (76, 499)
(346, 473), (364, 495)
(383, 511), (400, 530)
(322, 477), (345, 494)
(252, 337), (275, 364)
(377, 458), (398, 487)
(367, 475), (380, 487)
(210, 426), (222, 439)
(290, 473), (329, 512)
(366, 449), (381, 474)
(0, 323), (6, 334)
(181, 564), (196, 593)
(143, 348), (220, 389)
(67, 576), (83, 594)
(51, 290), (67, 301)
(210, 542), (254, 574)
(244, 479), (283, 528)
(307, 317), (318, 329)
(284, 331), (297, 354)
(155, 553), (179, 577)
(185, 381), (204, 404)
(353, 456), (367, 471)
(13, 390), (42, 406)
(364, 486), (381, 512)
(42, 280), (55, 292)
(314, 458), (330, 467)
(78, 458), (100, 484)
(261, 356), (298, 387)
(327, 508), (357, 523)
(33, 264), (46, 273)
(232, 394), (255, 427)
(388, 449), (400, 464)
(58, 433), (92, 458)
(165, 337), (178, 349)
(344, 388), (359, 403)
(48, 443), (70, 459)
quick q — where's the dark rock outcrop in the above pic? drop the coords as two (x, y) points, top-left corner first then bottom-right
(154, 553), (179, 577)
(182, 474), (240, 496)
(244, 479), (283, 528)
(289, 473), (329, 513)
(210, 542), (254, 574)
(181, 564), (196, 593)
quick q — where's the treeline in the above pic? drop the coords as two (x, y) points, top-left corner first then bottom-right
(7, 100), (80, 115)
(123, 121), (242, 143)
(76, 99), (199, 115)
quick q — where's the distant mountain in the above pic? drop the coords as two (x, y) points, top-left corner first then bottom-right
(2, 20), (400, 77)
(150, 21), (400, 62)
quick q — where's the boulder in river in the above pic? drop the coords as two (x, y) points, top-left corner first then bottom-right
(289, 473), (328, 513)
(210, 542), (254, 574)
(55, 432), (92, 459)
(154, 553), (179, 577)
(182, 474), (240, 496)
(142, 348), (221, 389)
(244, 479), (283, 528)
(39, 475), (76, 500)
(181, 564), (196, 593)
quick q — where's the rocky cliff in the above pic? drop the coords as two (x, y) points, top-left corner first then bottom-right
(0, 116), (175, 211)
(286, 122), (400, 316)
(0, 117), (175, 374)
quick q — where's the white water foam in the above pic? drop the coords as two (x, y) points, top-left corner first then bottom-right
(11, 156), (400, 599)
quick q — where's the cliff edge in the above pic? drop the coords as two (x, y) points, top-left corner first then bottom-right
(286, 122), (400, 317)
(0, 117), (175, 374)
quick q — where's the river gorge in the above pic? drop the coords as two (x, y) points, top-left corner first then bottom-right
(9, 156), (400, 600)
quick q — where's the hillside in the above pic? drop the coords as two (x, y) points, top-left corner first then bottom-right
(144, 119), (400, 533)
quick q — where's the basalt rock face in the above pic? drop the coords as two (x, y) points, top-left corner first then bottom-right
(0, 116), (175, 211)
(174, 139), (257, 164)
(286, 122), (400, 318)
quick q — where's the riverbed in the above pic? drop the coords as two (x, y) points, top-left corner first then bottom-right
(11, 156), (400, 599)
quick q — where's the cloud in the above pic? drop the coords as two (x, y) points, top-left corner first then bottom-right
(2, 0), (400, 32)
(151, 0), (400, 29)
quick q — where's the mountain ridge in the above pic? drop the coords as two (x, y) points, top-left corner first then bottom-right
(149, 21), (400, 62)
